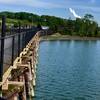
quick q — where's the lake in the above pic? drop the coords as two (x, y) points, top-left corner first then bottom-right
(35, 40), (100, 100)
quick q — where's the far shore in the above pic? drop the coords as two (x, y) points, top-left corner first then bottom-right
(41, 34), (100, 41)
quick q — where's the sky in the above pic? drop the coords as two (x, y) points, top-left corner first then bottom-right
(0, 0), (100, 24)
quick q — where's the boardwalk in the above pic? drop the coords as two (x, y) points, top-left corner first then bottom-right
(0, 31), (40, 100)
(0, 16), (41, 100)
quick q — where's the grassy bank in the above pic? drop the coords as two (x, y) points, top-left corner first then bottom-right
(41, 33), (100, 41)
(0, 18), (35, 26)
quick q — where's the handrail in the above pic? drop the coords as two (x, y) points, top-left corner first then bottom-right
(0, 29), (37, 40)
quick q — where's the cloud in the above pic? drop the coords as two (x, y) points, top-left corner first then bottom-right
(0, 0), (100, 14)
(69, 8), (81, 18)
(0, 0), (62, 9)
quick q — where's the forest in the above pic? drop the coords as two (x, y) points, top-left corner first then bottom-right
(0, 11), (100, 37)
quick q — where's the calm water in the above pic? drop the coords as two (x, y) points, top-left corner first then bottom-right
(35, 40), (100, 100)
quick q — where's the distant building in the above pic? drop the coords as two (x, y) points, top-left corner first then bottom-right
(40, 26), (51, 36)
(42, 26), (49, 30)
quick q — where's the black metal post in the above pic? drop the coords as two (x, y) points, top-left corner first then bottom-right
(11, 36), (15, 65)
(0, 16), (6, 96)
(18, 22), (21, 56)
(22, 33), (25, 49)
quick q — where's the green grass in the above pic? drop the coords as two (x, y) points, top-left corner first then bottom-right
(0, 18), (36, 27)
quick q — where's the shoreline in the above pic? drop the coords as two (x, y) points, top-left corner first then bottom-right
(41, 35), (100, 41)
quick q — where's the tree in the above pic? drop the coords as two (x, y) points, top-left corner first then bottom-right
(37, 23), (42, 30)
(84, 14), (94, 20)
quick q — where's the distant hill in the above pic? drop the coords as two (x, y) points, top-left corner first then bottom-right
(0, 11), (65, 26)
(0, 11), (100, 37)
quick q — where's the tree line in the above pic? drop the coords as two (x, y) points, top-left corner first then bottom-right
(0, 11), (100, 37)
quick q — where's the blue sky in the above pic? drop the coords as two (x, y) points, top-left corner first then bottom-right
(0, 0), (100, 24)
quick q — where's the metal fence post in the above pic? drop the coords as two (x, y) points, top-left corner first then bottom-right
(11, 36), (15, 65)
(18, 22), (21, 56)
(0, 16), (6, 96)
(22, 27), (25, 49)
